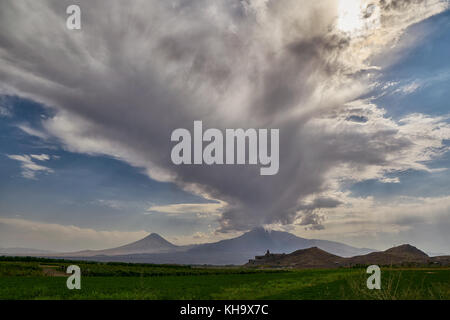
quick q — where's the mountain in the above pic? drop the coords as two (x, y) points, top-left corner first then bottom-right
(384, 244), (429, 259)
(346, 244), (430, 266)
(55, 233), (191, 257)
(431, 255), (450, 265)
(47, 228), (375, 265)
(92, 233), (183, 255)
(181, 227), (374, 264)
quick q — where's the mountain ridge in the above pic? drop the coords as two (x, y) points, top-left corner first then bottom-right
(35, 228), (376, 264)
(12, 230), (448, 267)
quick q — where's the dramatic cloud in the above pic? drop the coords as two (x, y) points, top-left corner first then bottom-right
(0, 0), (449, 232)
(284, 192), (450, 254)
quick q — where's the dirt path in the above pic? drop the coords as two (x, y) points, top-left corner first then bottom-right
(39, 265), (67, 277)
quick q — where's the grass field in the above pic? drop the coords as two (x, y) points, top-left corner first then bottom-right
(0, 257), (448, 299)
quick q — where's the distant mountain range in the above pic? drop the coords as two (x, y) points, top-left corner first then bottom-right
(14, 228), (375, 265)
(0, 247), (55, 255)
(246, 244), (450, 268)
(3, 229), (448, 267)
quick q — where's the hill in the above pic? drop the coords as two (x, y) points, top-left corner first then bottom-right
(245, 244), (449, 268)
(246, 247), (344, 268)
(345, 244), (430, 266)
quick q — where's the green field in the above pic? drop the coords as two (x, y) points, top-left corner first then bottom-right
(0, 257), (448, 299)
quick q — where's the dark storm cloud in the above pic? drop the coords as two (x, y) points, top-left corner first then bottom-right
(0, 0), (448, 232)
(296, 197), (342, 230)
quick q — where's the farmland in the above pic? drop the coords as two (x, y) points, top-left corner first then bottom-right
(0, 257), (448, 300)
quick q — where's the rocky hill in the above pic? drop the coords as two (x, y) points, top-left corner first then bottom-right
(246, 244), (449, 268)
(246, 247), (344, 268)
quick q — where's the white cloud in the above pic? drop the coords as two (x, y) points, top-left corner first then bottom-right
(147, 200), (227, 217)
(287, 192), (450, 254)
(169, 229), (241, 245)
(17, 124), (49, 140)
(0, 105), (11, 117)
(94, 199), (147, 211)
(30, 154), (50, 161)
(319, 103), (450, 184)
(395, 81), (421, 95)
(7, 154), (53, 179)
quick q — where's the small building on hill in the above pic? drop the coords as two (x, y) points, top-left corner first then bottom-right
(247, 250), (285, 266)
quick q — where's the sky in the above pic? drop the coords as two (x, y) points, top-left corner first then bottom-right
(0, 0), (449, 255)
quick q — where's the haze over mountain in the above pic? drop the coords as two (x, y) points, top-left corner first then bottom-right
(42, 228), (375, 265)
(0, 247), (55, 255)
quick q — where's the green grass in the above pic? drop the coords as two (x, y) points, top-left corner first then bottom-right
(0, 258), (448, 300)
